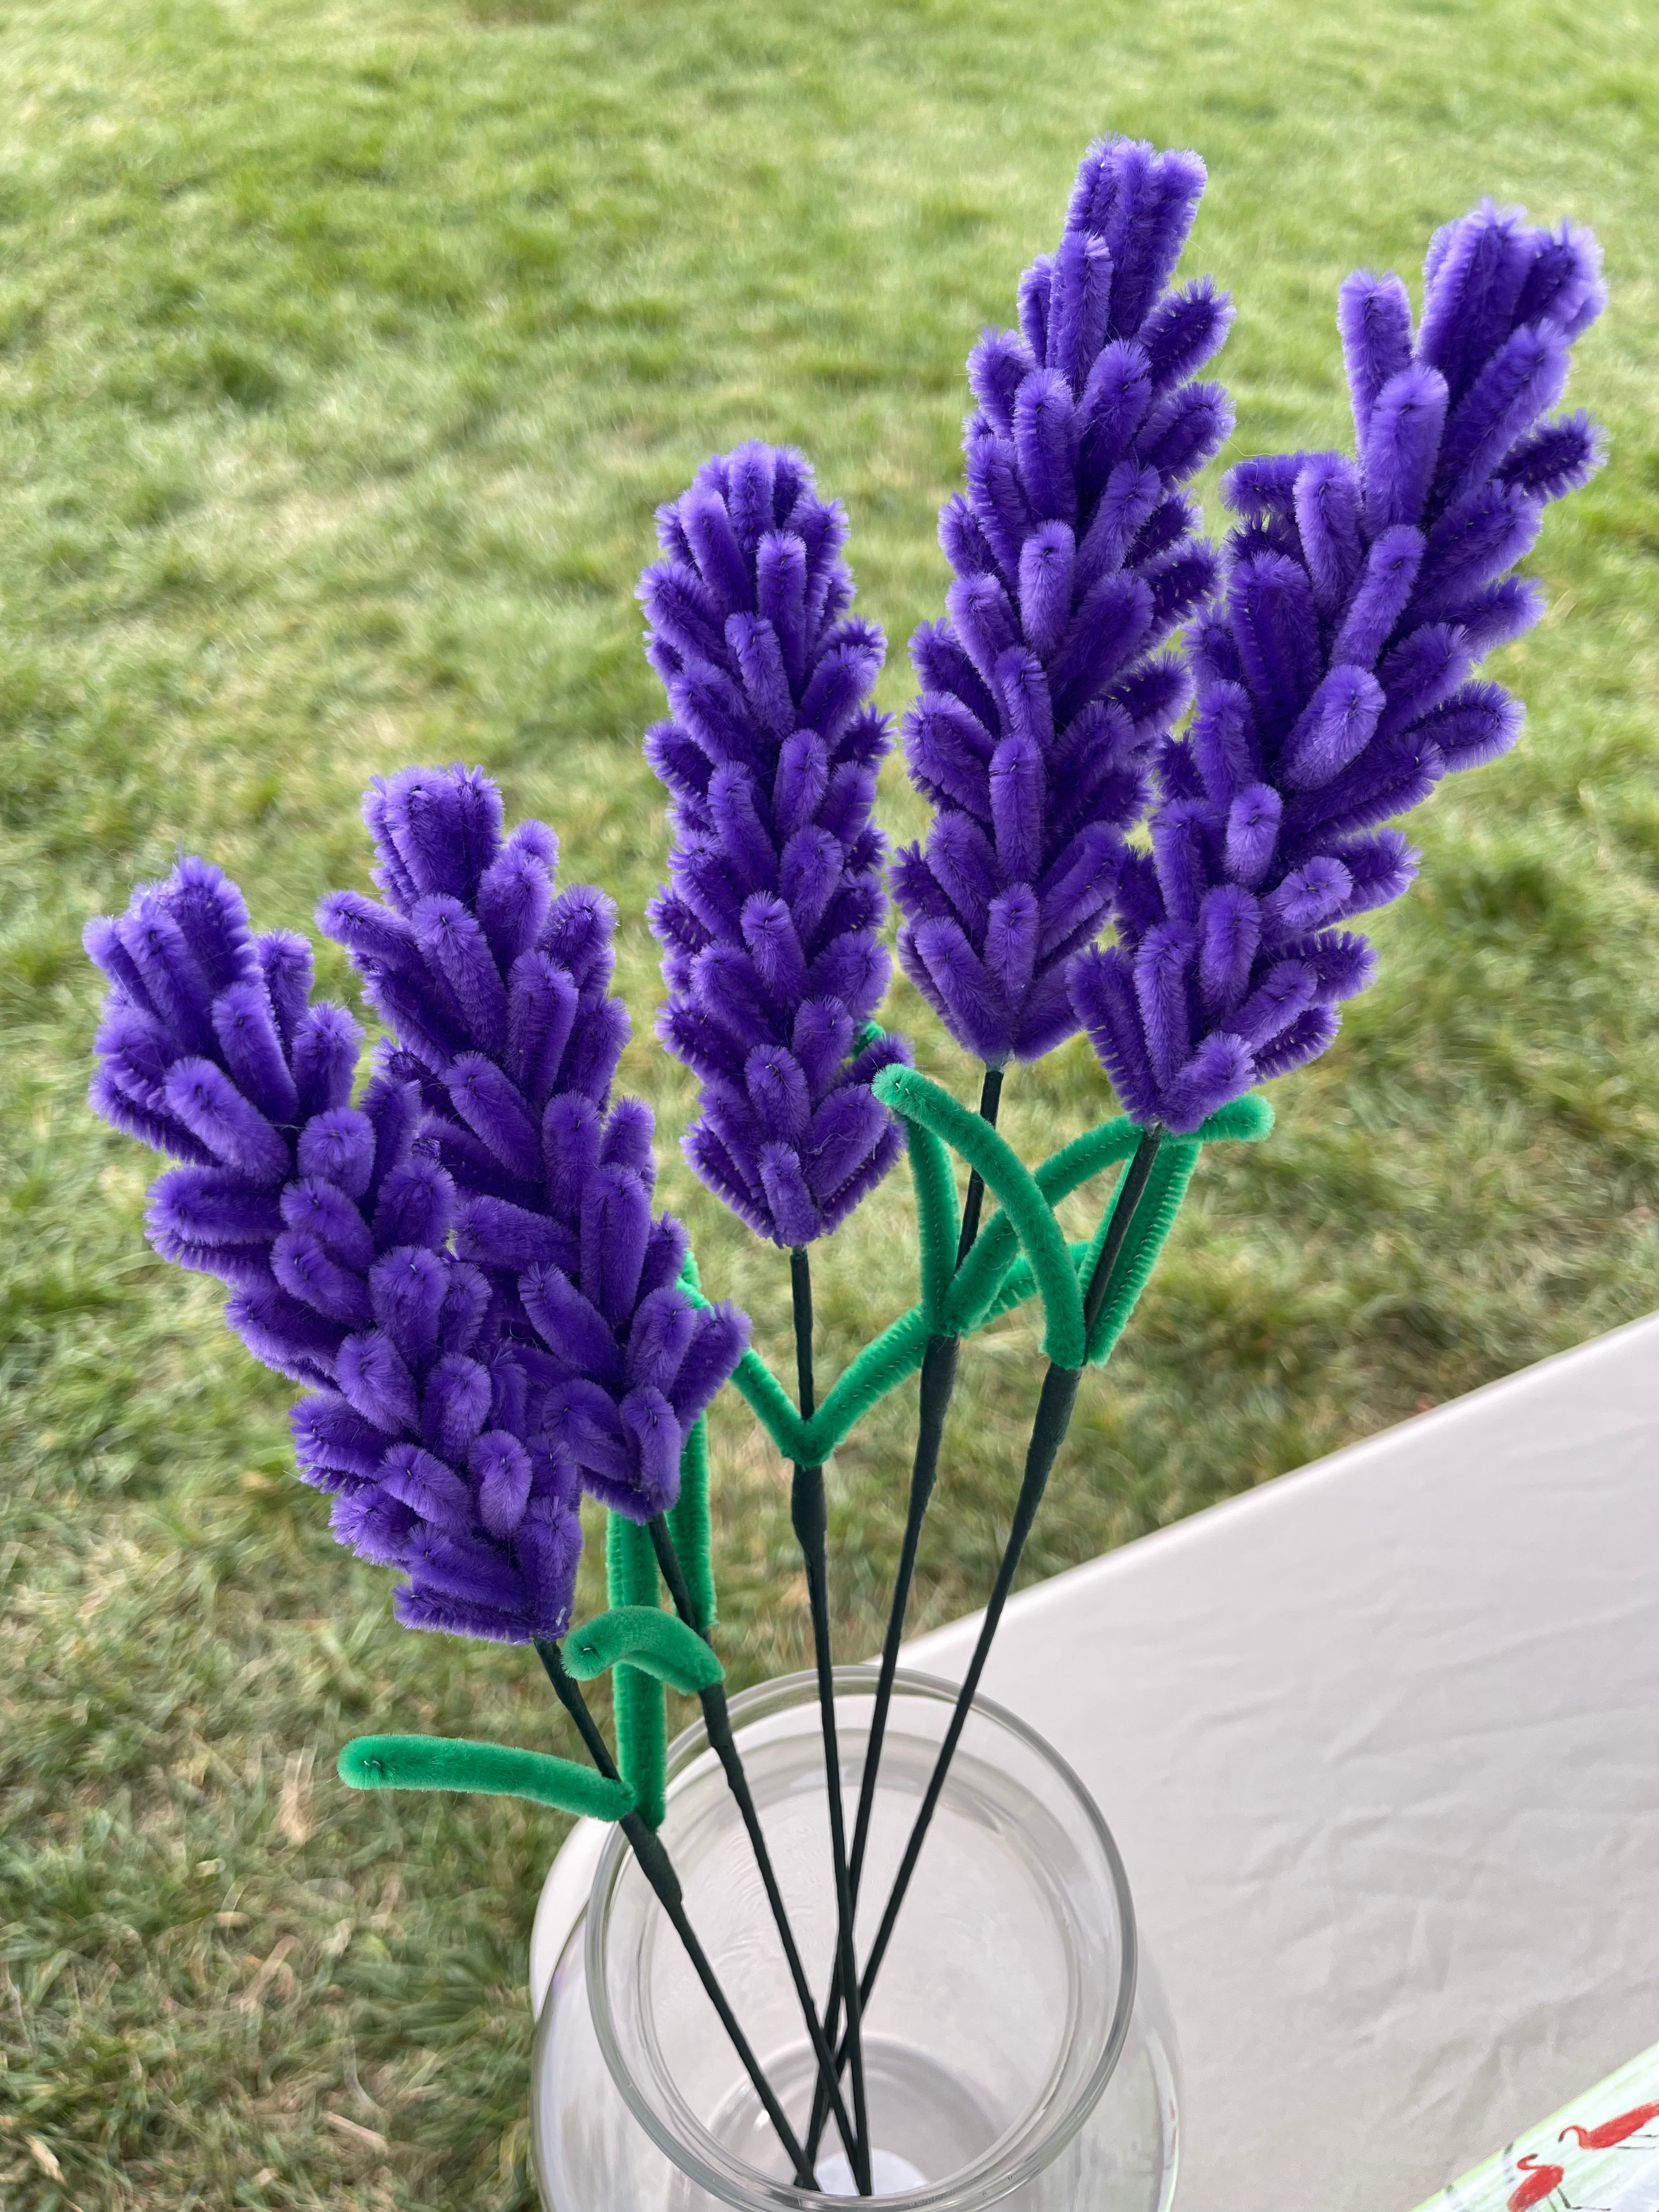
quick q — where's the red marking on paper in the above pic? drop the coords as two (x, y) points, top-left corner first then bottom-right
(1559, 2100), (1659, 2151)
(1507, 2154), (1565, 2212)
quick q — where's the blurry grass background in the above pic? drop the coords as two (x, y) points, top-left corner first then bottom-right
(2, 0), (1656, 2200)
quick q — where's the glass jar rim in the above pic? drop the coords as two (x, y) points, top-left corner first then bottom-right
(584, 1663), (1141, 2211)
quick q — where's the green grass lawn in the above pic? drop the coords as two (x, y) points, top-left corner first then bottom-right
(2, 0), (1656, 2200)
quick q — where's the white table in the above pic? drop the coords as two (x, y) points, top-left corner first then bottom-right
(906, 1312), (1659, 2211)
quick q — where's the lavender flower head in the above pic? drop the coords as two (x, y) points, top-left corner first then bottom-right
(892, 137), (1235, 1065)
(86, 856), (585, 1644)
(1071, 198), (1605, 1131)
(86, 768), (751, 1644)
(641, 442), (913, 1247)
(320, 764), (749, 1525)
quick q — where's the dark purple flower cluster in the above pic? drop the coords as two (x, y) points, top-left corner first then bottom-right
(85, 856), (584, 1643)
(87, 767), (750, 1643)
(1071, 199), (1605, 1131)
(641, 442), (913, 1248)
(891, 137), (1235, 1066)
(319, 764), (748, 1523)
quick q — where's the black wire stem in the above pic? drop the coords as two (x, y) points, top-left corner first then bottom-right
(803, 1062), (1004, 2170)
(534, 1636), (815, 2189)
(789, 1243), (873, 2196)
(805, 1125), (1165, 2136)
(644, 1514), (862, 2172)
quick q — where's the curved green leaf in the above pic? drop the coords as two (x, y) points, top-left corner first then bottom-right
(679, 1254), (919, 1466)
(947, 1114), (1141, 1335)
(338, 1735), (635, 1821)
(606, 1514), (667, 1829)
(730, 1349), (815, 1463)
(667, 1416), (715, 1632)
(805, 1305), (933, 1459)
(562, 1605), (725, 1694)
(905, 1116), (961, 1327)
(1086, 1139), (1201, 1365)
(947, 1098), (1271, 1334)
(875, 1065), (1086, 1367)
(670, 1089), (1274, 1460)
(1197, 1093), (1274, 1143)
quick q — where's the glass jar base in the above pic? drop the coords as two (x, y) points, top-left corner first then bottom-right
(704, 2038), (1003, 2195)
(532, 1668), (1180, 2212)
(815, 2151), (929, 2197)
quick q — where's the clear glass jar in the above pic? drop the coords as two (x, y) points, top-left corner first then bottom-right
(531, 1666), (1180, 2210)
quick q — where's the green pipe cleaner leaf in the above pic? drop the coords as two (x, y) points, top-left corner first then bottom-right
(676, 1262), (816, 1463)
(949, 1098), (1272, 1333)
(806, 1305), (934, 1455)
(338, 1735), (635, 1821)
(562, 1605), (725, 1694)
(1086, 1141), (1201, 1365)
(667, 1415), (716, 1631)
(607, 1513), (667, 1829)
(727, 1348), (815, 1462)
(672, 1094), (1273, 1458)
(1072, 1099), (1269, 1367)
(978, 1249), (1039, 1323)
(1032, 1115), (1146, 1188)
(680, 1251), (928, 1465)
(905, 1115), (962, 1327)
(1196, 1093), (1274, 1143)
(947, 1114), (1141, 1334)
(873, 1065), (1086, 1367)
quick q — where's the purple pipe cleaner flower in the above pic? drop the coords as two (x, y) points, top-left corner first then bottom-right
(641, 442), (914, 1248)
(86, 857), (584, 1643)
(1071, 198), (1605, 1132)
(319, 763), (749, 1521)
(891, 137), (1236, 1066)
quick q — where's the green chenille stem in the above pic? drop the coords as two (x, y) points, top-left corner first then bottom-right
(805, 1063), (1003, 2172)
(946, 1115), (1143, 1336)
(535, 1637), (814, 2188)
(674, 1094), (1272, 1469)
(872, 1066), (1086, 1365)
(667, 1414), (717, 1631)
(811, 1127), (1168, 2126)
(645, 1517), (863, 2174)
(789, 1245), (872, 2196)
(904, 1113), (963, 1328)
(808, 1306), (935, 1455)
(607, 1508), (667, 1829)
(337, 1734), (635, 1821)
(1086, 1138), (1200, 1362)
(562, 1604), (725, 1695)
(666, 1252), (718, 1632)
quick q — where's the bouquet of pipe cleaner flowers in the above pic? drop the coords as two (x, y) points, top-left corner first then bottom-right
(85, 134), (1603, 2192)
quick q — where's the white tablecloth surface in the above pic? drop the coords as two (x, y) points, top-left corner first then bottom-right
(905, 1312), (1659, 2210)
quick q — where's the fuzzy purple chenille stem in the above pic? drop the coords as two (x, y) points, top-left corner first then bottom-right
(85, 855), (585, 1643)
(1071, 197), (1606, 1131)
(891, 136), (1237, 1067)
(641, 442), (913, 1248)
(319, 764), (750, 1530)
